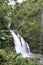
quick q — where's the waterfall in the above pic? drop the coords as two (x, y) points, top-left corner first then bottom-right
(17, 34), (30, 57)
(10, 30), (22, 53)
(8, 22), (30, 58)
(10, 30), (30, 58)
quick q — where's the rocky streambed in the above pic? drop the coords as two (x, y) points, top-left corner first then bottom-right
(25, 53), (43, 64)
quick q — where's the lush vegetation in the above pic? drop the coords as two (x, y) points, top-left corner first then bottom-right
(0, 0), (43, 65)
(0, 49), (42, 65)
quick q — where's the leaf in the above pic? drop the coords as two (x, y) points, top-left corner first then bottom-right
(4, 16), (12, 22)
(0, 37), (6, 40)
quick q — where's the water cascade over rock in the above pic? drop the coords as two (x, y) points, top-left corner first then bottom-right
(10, 30), (30, 58)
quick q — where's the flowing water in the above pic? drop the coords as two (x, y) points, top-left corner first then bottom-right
(8, 21), (31, 58)
(10, 30), (30, 58)
(10, 30), (22, 53)
(17, 34), (30, 57)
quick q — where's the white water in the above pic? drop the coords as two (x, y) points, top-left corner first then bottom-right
(10, 30), (22, 53)
(10, 30), (30, 58)
(17, 34), (30, 57)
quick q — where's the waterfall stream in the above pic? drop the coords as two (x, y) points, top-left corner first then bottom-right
(10, 30), (22, 53)
(10, 30), (30, 58)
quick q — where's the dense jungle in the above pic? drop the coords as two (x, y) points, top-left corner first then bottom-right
(0, 0), (43, 65)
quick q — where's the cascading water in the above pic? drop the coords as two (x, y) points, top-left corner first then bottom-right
(10, 30), (30, 58)
(17, 34), (30, 57)
(10, 30), (22, 53)
(8, 20), (31, 58)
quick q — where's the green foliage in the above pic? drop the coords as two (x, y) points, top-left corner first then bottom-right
(0, 49), (9, 62)
(0, 0), (43, 65)
(0, 30), (10, 48)
(11, 53), (22, 60)
(0, 50), (42, 65)
(11, 0), (42, 53)
(4, 16), (12, 22)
